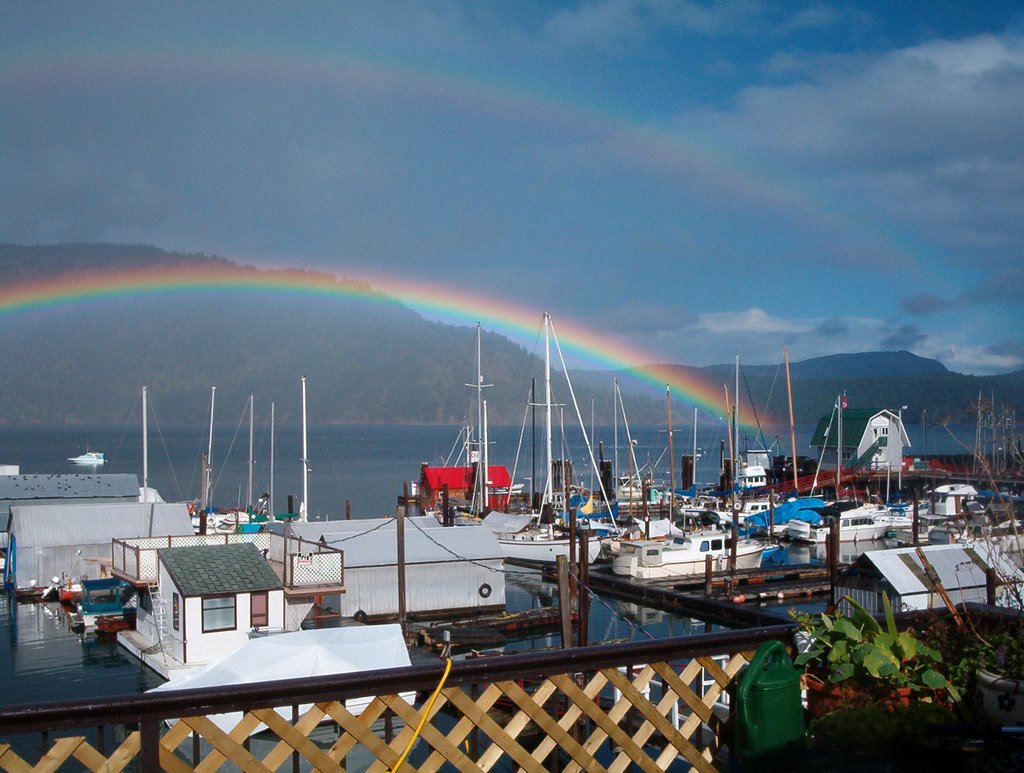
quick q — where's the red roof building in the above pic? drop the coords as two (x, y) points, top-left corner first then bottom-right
(419, 463), (512, 511)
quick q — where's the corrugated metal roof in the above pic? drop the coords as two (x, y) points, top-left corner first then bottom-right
(9, 502), (193, 547)
(159, 543), (282, 597)
(856, 544), (1021, 597)
(0, 474), (139, 501)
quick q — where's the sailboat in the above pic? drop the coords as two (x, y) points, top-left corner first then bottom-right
(482, 314), (607, 563)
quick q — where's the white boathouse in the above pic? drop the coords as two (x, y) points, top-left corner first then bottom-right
(275, 517), (505, 620)
(3, 501), (192, 593)
(810, 407), (910, 473)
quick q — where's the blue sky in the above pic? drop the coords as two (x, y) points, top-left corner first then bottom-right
(2, 1), (1022, 374)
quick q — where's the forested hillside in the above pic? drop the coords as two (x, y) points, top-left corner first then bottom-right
(0, 244), (1019, 428)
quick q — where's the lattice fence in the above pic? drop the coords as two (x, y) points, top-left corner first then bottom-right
(0, 637), (765, 772)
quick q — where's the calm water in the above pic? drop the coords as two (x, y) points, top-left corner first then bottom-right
(0, 421), (974, 518)
(0, 421), (973, 706)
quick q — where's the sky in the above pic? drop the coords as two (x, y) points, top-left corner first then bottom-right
(2, 1), (1022, 375)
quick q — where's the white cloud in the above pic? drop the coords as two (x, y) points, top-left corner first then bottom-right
(694, 308), (811, 335)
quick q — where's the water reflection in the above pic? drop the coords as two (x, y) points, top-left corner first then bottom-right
(784, 538), (896, 565)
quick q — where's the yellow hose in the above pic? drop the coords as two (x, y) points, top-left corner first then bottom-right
(390, 656), (452, 772)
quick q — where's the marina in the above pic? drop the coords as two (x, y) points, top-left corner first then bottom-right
(0, 419), (1021, 771)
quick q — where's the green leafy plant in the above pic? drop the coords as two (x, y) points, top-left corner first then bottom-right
(792, 593), (952, 695)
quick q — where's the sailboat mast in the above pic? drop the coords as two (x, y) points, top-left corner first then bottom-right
(692, 407), (698, 478)
(206, 385), (216, 507)
(543, 313), (553, 507)
(301, 376), (309, 522)
(269, 401), (275, 518)
(734, 354), (740, 495)
(613, 378), (619, 478)
(724, 384), (736, 509)
(784, 346), (798, 491)
(247, 393), (254, 511)
(837, 393), (843, 497)
(482, 399), (490, 510)
(465, 323), (493, 515)
(142, 386), (149, 505)
(666, 384), (675, 522)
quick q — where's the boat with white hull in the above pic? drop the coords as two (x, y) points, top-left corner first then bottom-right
(786, 505), (891, 543)
(68, 451), (106, 465)
(611, 532), (765, 580)
(483, 512), (604, 563)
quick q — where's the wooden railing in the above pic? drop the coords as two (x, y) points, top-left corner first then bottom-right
(0, 624), (793, 771)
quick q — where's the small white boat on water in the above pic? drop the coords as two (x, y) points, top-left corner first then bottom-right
(483, 512), (604, 563)
(786, 505), (891, 543)
(68, 451), (106, 465)
(611, 532), (765, 580)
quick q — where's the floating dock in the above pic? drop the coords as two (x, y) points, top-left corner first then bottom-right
(582, 563), (832, 628)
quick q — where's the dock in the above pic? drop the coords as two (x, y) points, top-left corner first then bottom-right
(410, 607), (568, 651)
(582, 563), (833, 627)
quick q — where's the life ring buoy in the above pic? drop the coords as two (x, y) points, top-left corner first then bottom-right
(353, 609), (368, 623)
(478, 583), (492, 599)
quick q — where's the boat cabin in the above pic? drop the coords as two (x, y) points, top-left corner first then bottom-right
(929, 484), (978, 517)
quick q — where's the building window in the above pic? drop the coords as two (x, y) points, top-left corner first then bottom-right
(202, 595), (236, 633)
(251, 591), (269, 628)
(172, 593), (180, 631)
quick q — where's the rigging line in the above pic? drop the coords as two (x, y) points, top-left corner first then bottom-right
(548, 319), (614, 506)
(326, 518), (395, 542)
(740, 367), (770, 451)
(110, 389), (143, 467)
(810, 402), (837, 495)
(209, 399), (248, 503)
(146, 393), (185, 501)
(443, 424), (468, 467)
(615, 380), (640, 482)
(407, 517), (507, 574)
(508, 386), (532, 505)
(763, 362), (782, 419)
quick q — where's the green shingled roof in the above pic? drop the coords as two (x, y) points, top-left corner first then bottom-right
(809, 408), (876, 449)
(158, 542), (282, 597)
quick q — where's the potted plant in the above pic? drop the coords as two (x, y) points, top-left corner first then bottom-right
(921, 605), (1024, 725)
(792, 593), (958, 716)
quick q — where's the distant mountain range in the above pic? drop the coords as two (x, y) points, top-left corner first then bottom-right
(0, 243), (1020, 428)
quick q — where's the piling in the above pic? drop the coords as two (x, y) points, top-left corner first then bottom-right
(912, 491), (920, 546)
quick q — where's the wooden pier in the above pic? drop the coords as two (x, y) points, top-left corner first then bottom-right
(581, 563), (833, 628)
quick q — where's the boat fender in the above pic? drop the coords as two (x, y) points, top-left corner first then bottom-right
(353, 609), (368, 623)
(479, 583), (492, 599)
(732, 594), (746, 604)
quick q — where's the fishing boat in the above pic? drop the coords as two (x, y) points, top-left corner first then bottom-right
(67, 451), (105, 465)
(611, 531), (765, 579)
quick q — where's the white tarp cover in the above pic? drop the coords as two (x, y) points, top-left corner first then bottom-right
(631, 518), (683, 539)
(482, 511), (535, 534)
(149, 624), (413, 734)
